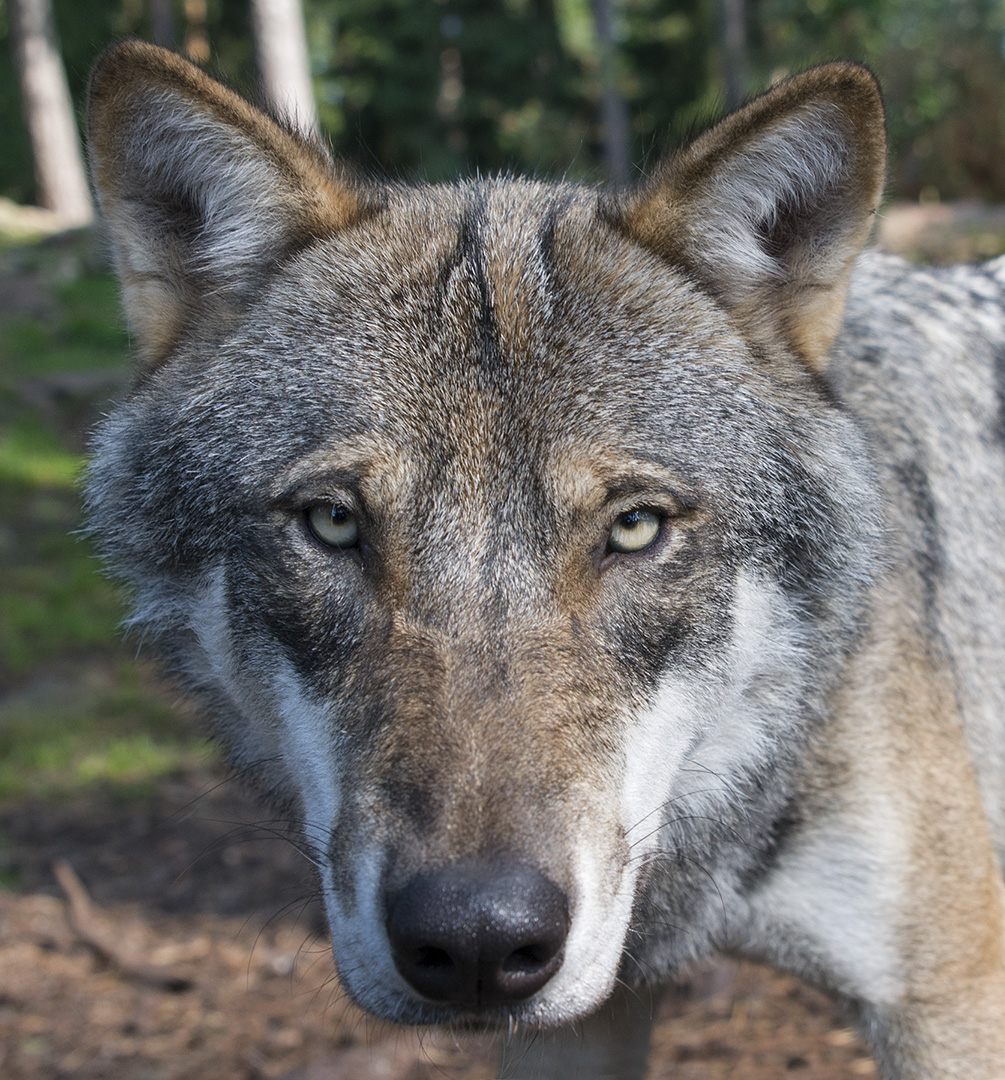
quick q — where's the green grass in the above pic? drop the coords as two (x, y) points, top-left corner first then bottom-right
(0, 661), (214, 799)
(0, 229), (215, 801)
(0, 415), (122, 677)
(0, 270), (129, 378)
(0, 412), (80, 488)
(0, 730), (213, 800)
(0, 237), (128, 680)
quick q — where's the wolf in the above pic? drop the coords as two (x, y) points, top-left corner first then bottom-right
(85, 41), (1005, 1079)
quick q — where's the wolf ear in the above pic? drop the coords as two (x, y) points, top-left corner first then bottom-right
(615, 63), (886, 367)
(87, 42), (376, 366)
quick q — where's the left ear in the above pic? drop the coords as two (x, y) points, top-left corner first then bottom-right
(87, 41), (376, 368)
(613, 63), (886, 368)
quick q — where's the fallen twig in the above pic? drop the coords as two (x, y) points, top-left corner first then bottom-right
(53, 859), (193, 992)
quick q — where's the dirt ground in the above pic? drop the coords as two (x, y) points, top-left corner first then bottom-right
(0, 763), (878, 1080)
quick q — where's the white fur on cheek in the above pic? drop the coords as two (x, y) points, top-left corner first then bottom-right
(186, 571), (407, 1014)
(189, 567), (240, 693)
(189, 568), (342, 845)
(545, 573), (802, 1023)
(615, 572), (810, 945)
(619, 570), (801, 860)
(271, 661), (342, 846)
(686, 571), (807, 785)
(622, 679), (705, 855)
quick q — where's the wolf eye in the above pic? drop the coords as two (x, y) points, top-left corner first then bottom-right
(306, 503), (359, 549)
(608, 509), (661, 554)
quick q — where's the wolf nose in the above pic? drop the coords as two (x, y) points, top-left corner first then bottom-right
(385, 859), (570, 1009)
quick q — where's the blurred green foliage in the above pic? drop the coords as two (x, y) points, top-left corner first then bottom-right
(1, 0), (1005, 197)
(0, 234), (212, 798)
(305, 0), (712, 180)
(754, 0), (1005, 199)
(0, 665), (212, 798)
(0, 262), (124, 679)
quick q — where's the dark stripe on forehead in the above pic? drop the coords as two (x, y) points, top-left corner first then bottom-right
(459, 190), (503, 372)
(536, 195), (569, 274)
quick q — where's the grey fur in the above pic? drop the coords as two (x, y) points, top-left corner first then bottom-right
(86, 46), (1005, 1079)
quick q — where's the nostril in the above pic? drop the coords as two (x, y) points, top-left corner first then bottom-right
(505, 943), (552, 973)
(386, 858), (570, 1010)
(414, 945), (454, 971)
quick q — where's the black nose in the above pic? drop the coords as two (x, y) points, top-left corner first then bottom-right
(385, 858), (570, 1010)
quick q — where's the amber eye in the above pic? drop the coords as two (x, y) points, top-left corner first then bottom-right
(608, 508), (661, 554)
(306, 503), (359, 549)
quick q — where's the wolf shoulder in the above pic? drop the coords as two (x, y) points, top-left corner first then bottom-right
(835, 248), (1005, 454)
(833, 248), (1005, 849)
(833, 248), (1005, 537)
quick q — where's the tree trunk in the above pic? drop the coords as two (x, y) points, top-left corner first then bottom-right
(9, 0), (94, 225)
(149, 0), (178, 51)
(589, 0), (630, 186)
(183, 0), (209, 63)
(249, 0), (318, 135)
(719, 0), (748, 111)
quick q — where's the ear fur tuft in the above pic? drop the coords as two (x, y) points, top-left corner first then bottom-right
(613, 63), (887, 367)
(87, 41), (380, 366)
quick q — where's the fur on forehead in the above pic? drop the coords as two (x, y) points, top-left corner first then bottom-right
(88, 45), (883, 377)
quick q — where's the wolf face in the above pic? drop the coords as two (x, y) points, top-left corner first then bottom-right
(86, 44), (1005, 1079)
(86, 44), (884, 1026)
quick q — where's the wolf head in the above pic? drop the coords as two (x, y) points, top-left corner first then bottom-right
(86, 44), (885, 1028)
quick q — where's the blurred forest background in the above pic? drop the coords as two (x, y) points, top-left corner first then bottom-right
(4, 0), (1005, 206)
(1, 4), (1005, 1077)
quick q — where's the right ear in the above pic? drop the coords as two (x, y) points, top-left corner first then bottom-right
(610, 63), (885, 369)
(87, 41), (378, 366)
